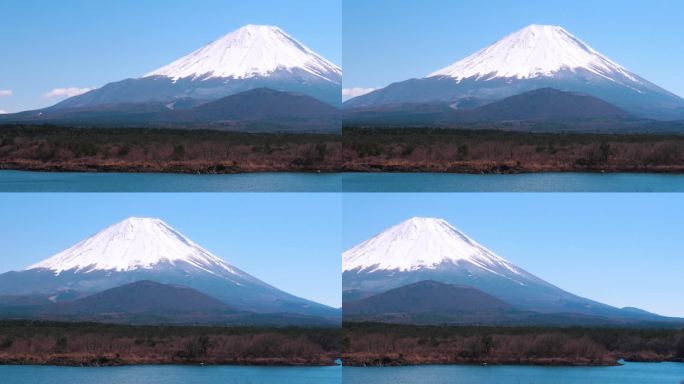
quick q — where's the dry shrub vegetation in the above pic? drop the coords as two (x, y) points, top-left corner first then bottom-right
(0, 125), (341, 173)
(343, 323), (684, 366)
(4, 124), (684, 173)
(0, 321), (340, 366)
(343, 127), (684, 173)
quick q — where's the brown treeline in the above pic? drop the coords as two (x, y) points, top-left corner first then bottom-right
(0, 321), (340, 366)
(343, 127), (684, 173)
(4, 125), (684, 174)
(1, 321), (683, 367)
(343, 323), (684, 367)
(0, 125), (341, 173)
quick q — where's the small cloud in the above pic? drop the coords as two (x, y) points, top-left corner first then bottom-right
(342, 87), (376, 102)
(43, 87), (93, 99)
(0, 90), (12, 97)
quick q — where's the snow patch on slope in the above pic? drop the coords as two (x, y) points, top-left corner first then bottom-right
(145, 24), (341, 83)
(27, 217), (240, 276)
(428, 24), (638, 83)
(343, 217), (527, 279)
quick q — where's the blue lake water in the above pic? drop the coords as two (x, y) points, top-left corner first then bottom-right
(0, 171), (341, 192)
(343, 362), (684, 384)
(0, 365), (340, 384)
(1, 363), (681, 384)
(4, 170), (684, 192)
(342, 172), (684, 192)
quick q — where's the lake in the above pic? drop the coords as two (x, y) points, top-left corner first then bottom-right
(4, 170), (684, 192)
(0, 171), (341, 192)
(0, 365), (341, 384)
(342, 172), (684, 192)
(342, 362), (684, 384)
(1, 363), (681, 384)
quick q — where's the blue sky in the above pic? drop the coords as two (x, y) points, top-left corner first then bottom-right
(0, 0), (341, 113)
(0, 193), (342, 308)
(6, 1), (682, 108)
(343, 193), (684, 318)
(343, 0), (684, 100)
(1, 192), (682, 316)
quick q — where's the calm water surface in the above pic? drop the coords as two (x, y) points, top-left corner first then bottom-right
(0, 171), (341, 192)
(4, 170), (684, 192)
(343, 362), (684, 384)
(342, 172), (684, 192)
(0, 362), (680, 383)
(0, 365), (340, 384)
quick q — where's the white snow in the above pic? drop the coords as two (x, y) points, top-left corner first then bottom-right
(145, 24), (341, 83)
(342, 87), (377, 101)
(428, 24), (638, 83)
(342, 217), (528, 280)
(27, 217), (241, 276)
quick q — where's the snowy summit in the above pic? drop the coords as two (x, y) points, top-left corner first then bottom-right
(344, 23), (683, 118)
(342, 217), (526, 276)
(428, 24), (637, 83)
(145, 24), (342, 83)
(27, 217), (240, 276)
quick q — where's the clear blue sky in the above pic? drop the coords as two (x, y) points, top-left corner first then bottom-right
(0, 0), (341, 113)
(343, 193), (684, 318)
(343, 0), (684, 98)
(0, 193), (342, 308)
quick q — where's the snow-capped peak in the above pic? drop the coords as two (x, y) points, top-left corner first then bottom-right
(342, 217), (526, 276)
(27, 217), (240, 276)
(428, 24), (638, 83)
(145, 24), (341, 83)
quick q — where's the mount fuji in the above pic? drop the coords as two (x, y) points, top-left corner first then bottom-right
(55, 24), (341, 108)
(0, 217), (339, 321)
(0, 25), (341, 130)
(343, 217), (677, 325)
(344, 25), (684, 120)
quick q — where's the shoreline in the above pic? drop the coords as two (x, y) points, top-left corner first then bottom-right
(0, 162), (343, 175)
(341, 356), (684, 367)
(0, 355), (339, 367)
(4, 163), (684, 175)
(342, 163), (684, 174)
(342, 358), (618, 367)
(1, 357), (680, 368)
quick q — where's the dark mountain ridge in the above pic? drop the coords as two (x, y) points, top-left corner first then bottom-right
(344, 280), (512, 315)
(343, 280), (684, 328)
(0, 280), (338, 327)
(0, 88), (341, 133)
(344, 88), (633, 128)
